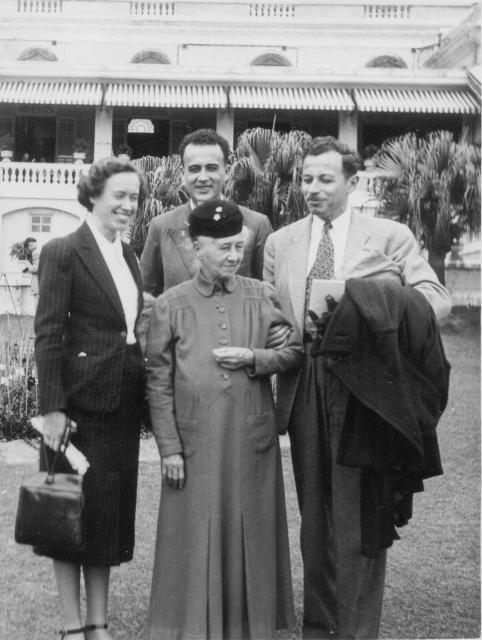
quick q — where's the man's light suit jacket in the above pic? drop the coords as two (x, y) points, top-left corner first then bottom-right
(140, 203), (272, 296)
(263, 211), (452, 433)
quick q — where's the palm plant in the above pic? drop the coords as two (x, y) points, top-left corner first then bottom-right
(225, 127), (311, 229)
(129, 154), (186, 255)
(376, 130), (481, 285)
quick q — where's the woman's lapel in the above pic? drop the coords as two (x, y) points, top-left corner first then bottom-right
(73, 222), (125, 319)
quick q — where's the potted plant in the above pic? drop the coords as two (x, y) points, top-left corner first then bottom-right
(10, 241), (30, 261)
(117, 143), (132, 160)
(72, 138), (90, 164)
(0, 134), (14, 162)
(9, 241), (31, 273)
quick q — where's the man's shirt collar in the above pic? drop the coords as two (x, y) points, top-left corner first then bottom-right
(311, 206), (351, 232)
(189, 194), (224, 211)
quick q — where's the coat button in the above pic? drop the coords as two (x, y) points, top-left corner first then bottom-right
(220, 373), (230, 380)
(219, 322), (227, 329)
(218, 306), (225, 313)
(120, 330), (127, 338)
(219, 338), (229, 345)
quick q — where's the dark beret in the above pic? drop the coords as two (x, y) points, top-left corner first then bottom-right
(189, 199), (243, 239)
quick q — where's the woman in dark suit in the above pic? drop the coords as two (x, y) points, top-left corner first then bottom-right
(34, 157), (147, 640)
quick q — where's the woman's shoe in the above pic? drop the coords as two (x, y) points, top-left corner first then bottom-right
(59, 628), (85, 639)
(84, 624), (110, 639)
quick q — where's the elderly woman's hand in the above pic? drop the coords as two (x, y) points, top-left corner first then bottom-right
(161, 454), (185, 489)
(42, 410), (68, 451)
(212, 347), (255, 370)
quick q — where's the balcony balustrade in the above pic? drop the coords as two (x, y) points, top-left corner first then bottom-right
(0, 161), (387, 215)
(248, 3), (296, 19)
(17, 0), (63, 13)
(2, 0), (471, 27)
(129, 1), (175, 17)
(363, 4), (411, 20)
(0, 162), (90, 199)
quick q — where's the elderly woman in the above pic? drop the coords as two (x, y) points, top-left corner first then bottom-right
(145, 199), (303, 640)
(34, 157), (147, 640)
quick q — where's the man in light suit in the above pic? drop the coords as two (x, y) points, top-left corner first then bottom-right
(263, 136), (451, 639)
(140, 128), (272, 295)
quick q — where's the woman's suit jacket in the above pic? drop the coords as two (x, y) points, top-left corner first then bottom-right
(35, 221), (144, 416)
(263, 210), (452, 433)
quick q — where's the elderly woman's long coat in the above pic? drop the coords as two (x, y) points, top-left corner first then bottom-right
(145, 272), (303, 640)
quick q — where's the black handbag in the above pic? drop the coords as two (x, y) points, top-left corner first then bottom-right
(14, 419), (85, 552)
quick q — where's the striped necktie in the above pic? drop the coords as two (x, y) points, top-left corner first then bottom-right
(304, 220), (334, 331)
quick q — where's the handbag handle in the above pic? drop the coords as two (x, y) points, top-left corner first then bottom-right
(42, 418), (74, 485)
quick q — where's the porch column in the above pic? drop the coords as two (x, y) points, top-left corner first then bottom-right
(94, 106), (114, 161)
(338, 111), (359, 151)
(216, 109), (235, 150)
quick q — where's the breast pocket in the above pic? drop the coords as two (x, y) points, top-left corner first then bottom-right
(247, 412), (276, 453)
(176, 418), (198, 459)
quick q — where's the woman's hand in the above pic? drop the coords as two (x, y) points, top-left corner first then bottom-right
(161, 454), (185, 489)
(42, 410), (68, 451)
(212, 347), (255, 370)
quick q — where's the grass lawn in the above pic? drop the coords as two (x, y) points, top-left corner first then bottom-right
(0, 314), (479, 639)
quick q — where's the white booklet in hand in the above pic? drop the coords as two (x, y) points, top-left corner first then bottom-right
(31, 416), (90, 476)
(309, 279), (345, 316)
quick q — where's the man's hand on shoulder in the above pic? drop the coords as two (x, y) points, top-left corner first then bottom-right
(266, 323), (291, 349)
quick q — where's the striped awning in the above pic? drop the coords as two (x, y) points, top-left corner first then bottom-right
(104, 83), (226, 108)
(353, 87), (480, 114)
(0, 80), (103, 105)
(229, 85), (353, 110)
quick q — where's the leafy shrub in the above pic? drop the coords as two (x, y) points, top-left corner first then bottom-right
(0, 329), (38, 441)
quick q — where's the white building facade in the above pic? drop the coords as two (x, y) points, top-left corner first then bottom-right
(0, 0), (480, 312)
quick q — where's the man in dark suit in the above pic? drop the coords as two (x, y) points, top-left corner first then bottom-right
(140, 128), (272, 295)
(263, 136), (451, 639)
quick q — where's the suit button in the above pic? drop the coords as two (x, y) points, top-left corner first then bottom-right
(218, 306), (225, 313)
(219, 322), (227, 329)
(120, 330), (127, 338)
(220, 373), (230, 380)
(219, 338), (229, 345)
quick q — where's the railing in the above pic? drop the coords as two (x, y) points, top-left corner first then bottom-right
(17, 0), (63, 13)
(0, 162), (88, 187)
(0, 162), (388, 213)
(350, 169), (393, 216)
(356, 168), (392, 194)
(363, 4), (411, 19)
(249, 3), (296, 18)
(130, 1), (175, 16)
(6, 0), (470, 26)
